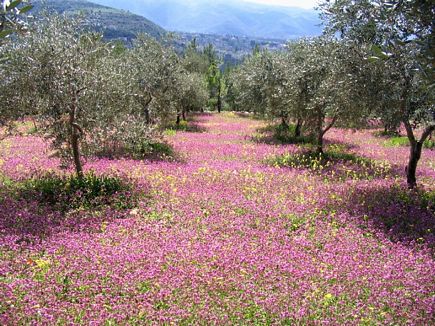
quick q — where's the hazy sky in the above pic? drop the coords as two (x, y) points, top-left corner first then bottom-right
(243, 0), (319, 9)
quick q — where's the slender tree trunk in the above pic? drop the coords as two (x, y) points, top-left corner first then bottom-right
(404, 120), (434, 189)
(144, 108), (151, 124)
(281, 116), (288, 129)
(316, 112), (324, 155)
(142, 94), (152, 124)
(217, 80), (222, 113)
(69, 97), (83, 178)
(32, 118), (38, 132)
(295, 118), (302, 138)
(176, 113), (181, 125)
(182, 110), (187, 121)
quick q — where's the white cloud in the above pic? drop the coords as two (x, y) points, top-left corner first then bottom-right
(242, 0), (319, 9)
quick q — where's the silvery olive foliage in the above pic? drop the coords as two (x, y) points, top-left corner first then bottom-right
(319, 0), (434, 188)
(232, 38), (371, 153)
(0, 14), (209, 175)
(1, 15), (114, 175)
(0, 0), (32, 42)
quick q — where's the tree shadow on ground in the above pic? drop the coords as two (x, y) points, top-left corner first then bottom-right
(330, 184), (435, 252)
(92, 140), (187, 163)
(0, 194), (111, 245)
(165, 117), (208, 133)
(267, 148), (403, 182)
(251, 125), (360, 151)
(0, 172), (142, 244)
(234, 112), (265, 120)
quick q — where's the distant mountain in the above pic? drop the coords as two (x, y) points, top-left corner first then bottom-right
(32, 0), (166, 41)
(89, 0), (322, 40)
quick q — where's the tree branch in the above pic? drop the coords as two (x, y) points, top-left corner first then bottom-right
(76, 87), (87, 95)
(72, 123), (83, 135)
(403, 119), (416, 146)
(322, 116), (337, 136)
(419, 125), (434, 143)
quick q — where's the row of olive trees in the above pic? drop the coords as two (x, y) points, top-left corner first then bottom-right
(319, 0), (434, 189)
(0, 14), (208, 176)
(230, 34), (432, 188)
(230, 38), (372, 153)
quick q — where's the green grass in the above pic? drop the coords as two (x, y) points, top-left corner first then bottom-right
(20, 172), (136, 211)
(384, 136), (434, 149)
(268, 150), (371, 170)
(124, 140), (175, 160)
(274, 124), (313, 144)
(164, 120), (205, 133)
(254, 123), (313, 145)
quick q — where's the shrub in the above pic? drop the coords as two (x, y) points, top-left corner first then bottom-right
(21, 172), (137, 211)
(274, 124), (313, 144)
(127, 140), (174, 160)
(267, 147), (392, 181)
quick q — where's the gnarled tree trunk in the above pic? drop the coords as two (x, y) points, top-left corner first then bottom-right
(316, 110), (337, 155)
(404, 120), (434, 189)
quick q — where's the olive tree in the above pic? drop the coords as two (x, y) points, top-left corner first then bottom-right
(126, 34), (181, 126)
(1, 15), (113, 176)
(230, 51), (270, 116)
(288, 39), (356, 153)
(174, 71), (208, 124)
(320, 0), (435, 188)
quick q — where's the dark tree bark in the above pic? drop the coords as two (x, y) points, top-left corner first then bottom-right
(69, 92), (83, 178)
(217, 79), (222, 113)
(316, 111), (337, 155)
(142, 94), (152, 124)
(295, 118), (303, 138)
(176, 113), (181, 125)
(404, 120), (434, 189)
(316, 114), (324, 155)
(182, 110), (187, 121)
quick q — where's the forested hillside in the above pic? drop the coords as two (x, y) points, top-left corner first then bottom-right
(32, 0), (166, 40)
(91, 0), (322, 39)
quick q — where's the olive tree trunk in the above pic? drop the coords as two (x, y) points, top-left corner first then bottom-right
(295, 118), (303, 138)
(217, 79), (222, 113)
(316, 110), (337, 155)
(69, 93), (83, 178)
(404, 120), (434, 189)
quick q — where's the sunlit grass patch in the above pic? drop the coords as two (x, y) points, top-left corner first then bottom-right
(383, 136), (434, 149)
(267, 148), (392, 181)
(165, 120), (205, 133)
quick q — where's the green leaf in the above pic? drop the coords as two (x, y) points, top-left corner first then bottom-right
(18, 4), (32, 14)
(367, 56), (381, 63)
(0, 30), (13, 39)
(0, 56), (11, 64)
(371, 45), (389, 60)
(6, 0), (22, 11)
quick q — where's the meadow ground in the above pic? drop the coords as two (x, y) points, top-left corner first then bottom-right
(0, 113), (434, 324)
